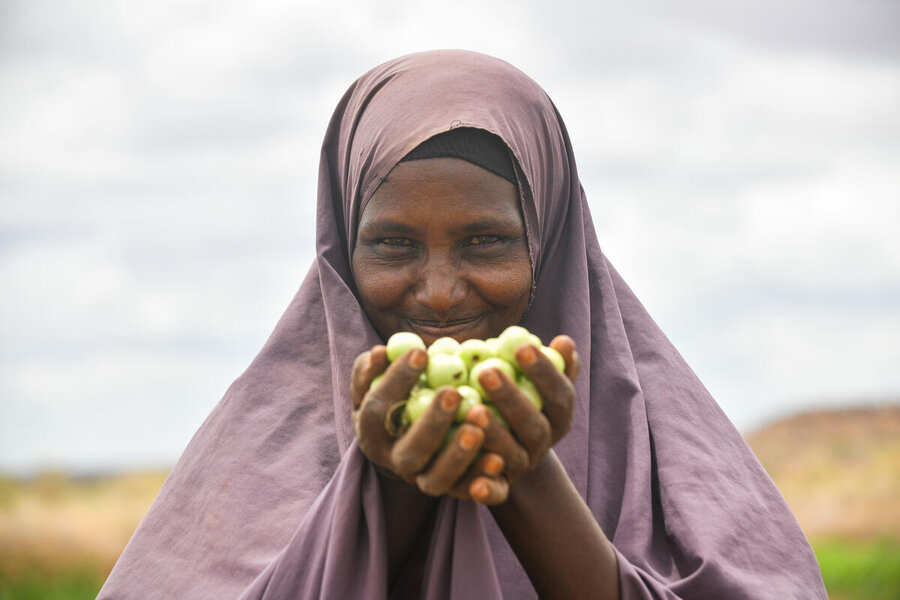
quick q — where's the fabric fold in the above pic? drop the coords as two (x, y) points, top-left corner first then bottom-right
(237, 442), (387, 600)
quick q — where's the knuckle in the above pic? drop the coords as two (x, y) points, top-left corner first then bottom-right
(519, 418), (551, 447)
(507, 447), (529, 475)
(420, 419), (449, 442)
(358, 395), (384, 424)
(391, 448), (422, 477)
(417, 475), (448, 497)
(551, 411), (573, 443)
(560, 382), (575, 408)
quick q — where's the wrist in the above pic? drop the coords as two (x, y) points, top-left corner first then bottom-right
(491, 450), (561, 515)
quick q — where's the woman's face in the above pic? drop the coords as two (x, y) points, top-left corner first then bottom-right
(352, 157), (532, 346)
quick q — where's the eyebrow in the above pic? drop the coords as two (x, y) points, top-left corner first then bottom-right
(458, 216), (521, 234)
(359, 218), (418, 235)
(360, 215), (521, 235)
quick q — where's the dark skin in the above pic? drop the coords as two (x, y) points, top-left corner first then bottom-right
(350, 157), (620, 599)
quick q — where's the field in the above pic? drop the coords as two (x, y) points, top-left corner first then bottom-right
(745, 404), (900, 599)
(1, 405), (898, 598)
(0, 470), (167, 599)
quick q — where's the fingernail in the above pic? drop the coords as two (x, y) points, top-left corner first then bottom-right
(484, 454), (504, 476)
(467, 405), (490, 428)
(459, 429), (480, 450)
(470, 480), (489, 501)
(441, 391), (460, 411)
(409, 350), (426, 368)
(518, 344), (537, 366)
(482, 369), (501, 391)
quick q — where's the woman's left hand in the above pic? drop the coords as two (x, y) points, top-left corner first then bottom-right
(463, 334), (579, 503)
(351, 344), (510, 504)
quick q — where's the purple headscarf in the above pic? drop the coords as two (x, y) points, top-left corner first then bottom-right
(100, 50), (826, 599)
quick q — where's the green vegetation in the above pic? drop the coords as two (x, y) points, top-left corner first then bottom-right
(0, 470), (166, 600)
(0, 565), (105, 600)
(813, 536), (900, 600)
(1, 537), (897, 598)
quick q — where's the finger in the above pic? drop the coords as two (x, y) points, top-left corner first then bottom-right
(466, 404), (530, 481)
(515, 343), (574, 444)
(350, 345), (389, 409)
(351, 351), (371, 410)
(370, 348), (426, 410)
(390, 386), (460, 478)
(370, 345), (389, 376)
(353, 399), (395, 470)
(447, 452), (505, 499)
(549, 335), (579, 382)
(354, 349), (426, 469)
(468, 475), (509, 506)
(415, 424), (484, 496)
(478, 364), (552, 461)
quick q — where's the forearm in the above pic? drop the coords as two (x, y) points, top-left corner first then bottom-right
(490, 451), (620, 600)
(378, 469), (439, 588)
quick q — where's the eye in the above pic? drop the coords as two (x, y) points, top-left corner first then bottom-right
(379, 237), (415, 247)
(371, 237), (419, 258)
(466, 235), (502, 246)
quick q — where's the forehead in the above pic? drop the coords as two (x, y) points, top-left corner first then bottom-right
(359, 157), (522, 227)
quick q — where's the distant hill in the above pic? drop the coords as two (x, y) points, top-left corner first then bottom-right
(745, 404), (900, 540)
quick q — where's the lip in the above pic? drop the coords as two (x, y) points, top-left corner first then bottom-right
(406, 315), (483, 340)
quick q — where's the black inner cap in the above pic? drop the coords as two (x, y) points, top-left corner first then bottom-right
(400, 128), (517, 185)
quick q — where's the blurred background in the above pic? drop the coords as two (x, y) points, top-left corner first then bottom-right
(1, 0), (898, 598)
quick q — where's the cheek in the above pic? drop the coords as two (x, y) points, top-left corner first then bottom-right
(470, 258), (532, 311)
(352, 260), (411, 311)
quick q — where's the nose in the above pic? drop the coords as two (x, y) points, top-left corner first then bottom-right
(414, 258), (467, 316)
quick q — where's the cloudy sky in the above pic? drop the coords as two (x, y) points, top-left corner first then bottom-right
(2, 0), (898, 474)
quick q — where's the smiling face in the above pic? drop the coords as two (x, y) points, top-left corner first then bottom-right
(352, 157), (532, 346)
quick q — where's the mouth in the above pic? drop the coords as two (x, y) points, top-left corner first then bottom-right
(405, 315), (483, 341)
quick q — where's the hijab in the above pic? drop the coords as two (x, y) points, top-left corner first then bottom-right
(99, 49), (826, 599)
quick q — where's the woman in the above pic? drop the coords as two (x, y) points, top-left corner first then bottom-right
(100, 50), (826, 599)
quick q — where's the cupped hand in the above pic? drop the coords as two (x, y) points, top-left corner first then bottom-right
(464, 335), (579, 502)
(351, 345), (509, 504)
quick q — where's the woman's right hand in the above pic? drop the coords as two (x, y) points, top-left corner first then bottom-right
(351, 345), (510, 504)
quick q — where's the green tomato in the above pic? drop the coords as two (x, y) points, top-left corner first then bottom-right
(469, 357), (516, 398)
(496, 325), (535, 367)
(369, 373), (383, 391)
(541, 346), (566, 373)
(456, 338), (493, 369)
(516, 374), (543, 411)
(404, 387), (436, 424)
(386, 331), (426, 362)
(455, 385), (483, 422)
(485, 404), (508, 429)
(426, 353), (468, 388)
(427, 336), (461, 357)
(443, 424), (460, 449)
